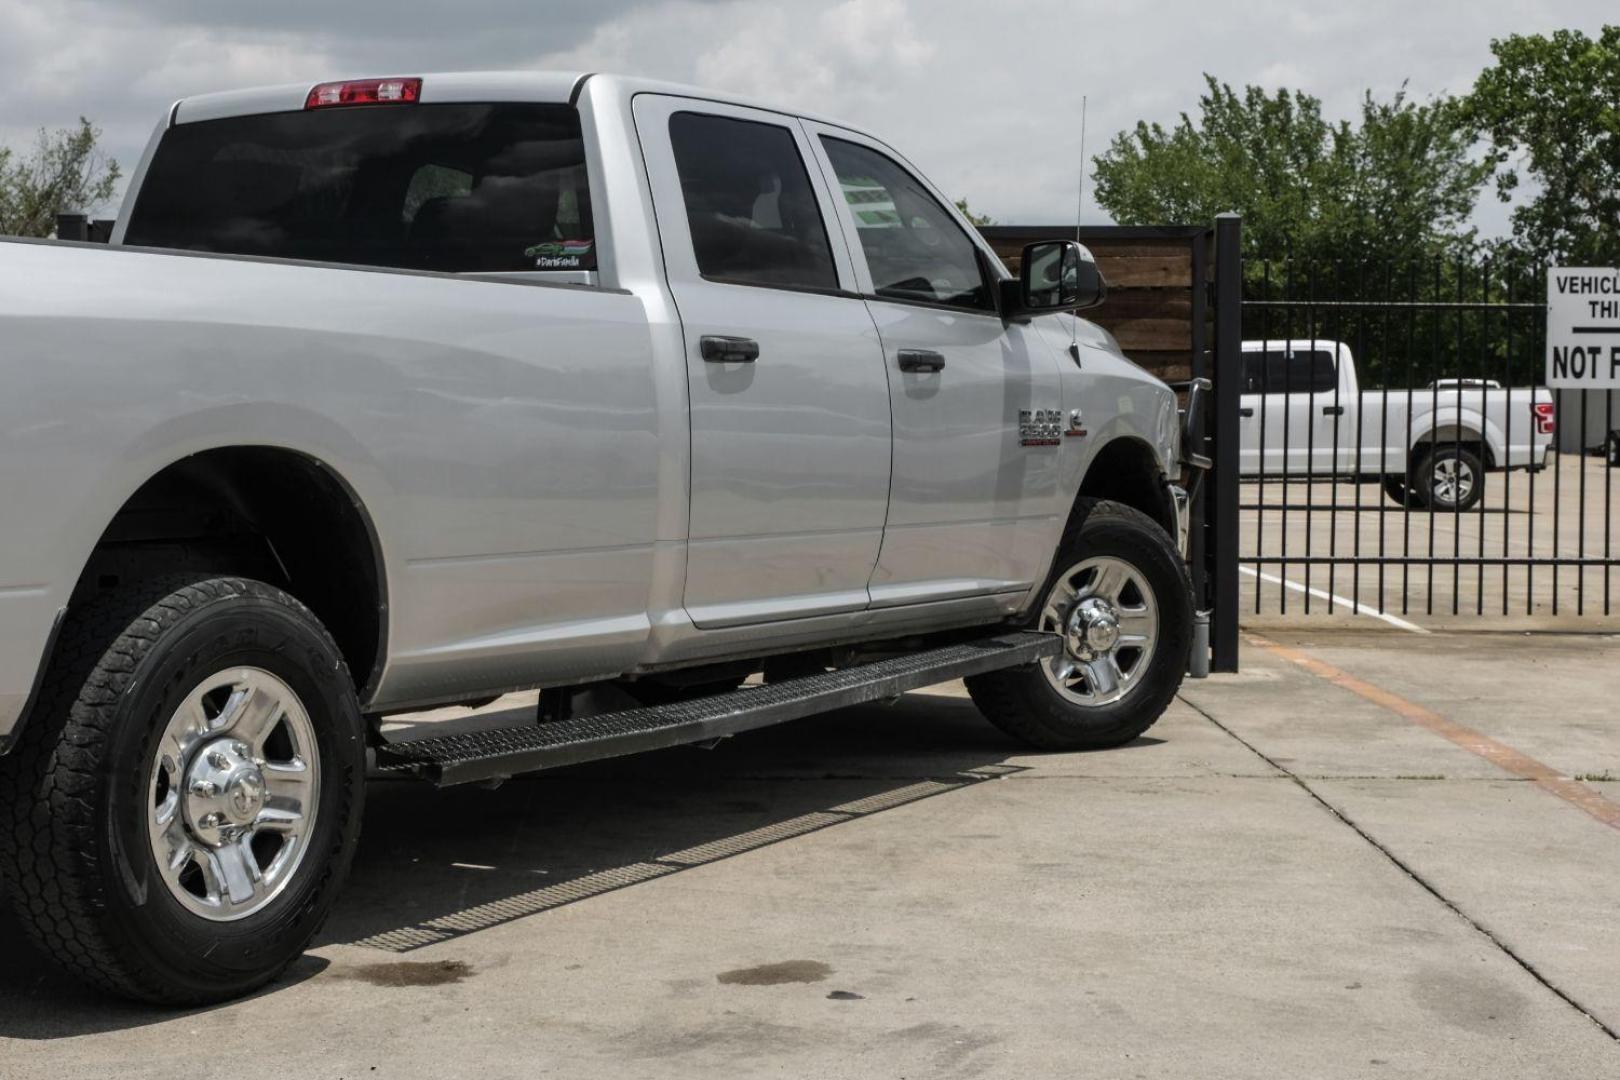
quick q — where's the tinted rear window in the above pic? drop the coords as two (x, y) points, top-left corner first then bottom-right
(124, 103), (595, 273)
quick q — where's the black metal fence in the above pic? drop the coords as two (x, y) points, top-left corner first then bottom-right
(1199, 217), (1619, 630)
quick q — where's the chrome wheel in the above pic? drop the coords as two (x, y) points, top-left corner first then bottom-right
(1037, 555), (1159, 707)
(1431, 454), (1475, 508)
(146, 667), (320, 921)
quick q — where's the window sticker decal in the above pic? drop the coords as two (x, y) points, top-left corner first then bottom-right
(526, 239), (593, 269)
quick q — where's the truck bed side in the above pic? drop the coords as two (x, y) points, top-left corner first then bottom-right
(0, 240), (664, 728)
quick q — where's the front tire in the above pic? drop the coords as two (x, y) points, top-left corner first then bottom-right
(1382, 475), (1423, 509)
(0, 576), (365, 1004)
(966, 499), (1192, 751)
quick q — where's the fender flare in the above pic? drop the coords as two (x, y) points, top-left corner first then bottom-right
(1411, 406), (1503, 466)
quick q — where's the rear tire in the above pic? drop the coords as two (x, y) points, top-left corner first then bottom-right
(0, 576), (365, 1004)
(965, 499), (1192, 751)
(1416, 445), (1485, 512)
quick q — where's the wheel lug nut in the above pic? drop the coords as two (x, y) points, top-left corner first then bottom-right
(200, 812), (225, 828)
(208, 751), (230, 769)
(191, 781), (218, 798)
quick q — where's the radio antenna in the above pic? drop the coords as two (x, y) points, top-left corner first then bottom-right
(1077, 94), (1087, 235)
(1070, 95), (1088, 360)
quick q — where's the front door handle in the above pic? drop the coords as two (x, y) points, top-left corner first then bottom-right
(1321, 405), (1345, 417)
(897, 349), (946, 373)
(1239, 407), (1255, 418)
(700, 335), (759, 363)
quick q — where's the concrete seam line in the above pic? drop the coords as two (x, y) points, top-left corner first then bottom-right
(1246, 632), (1620, 835)
(1176, 692), (1620, 1044)
(1239, 565), (1429, 634)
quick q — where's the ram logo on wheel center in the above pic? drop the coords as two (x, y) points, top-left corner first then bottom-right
(1547, 267), (1620, 388)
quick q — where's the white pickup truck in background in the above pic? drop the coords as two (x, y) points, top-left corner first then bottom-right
(1238, 339), (1556, 511)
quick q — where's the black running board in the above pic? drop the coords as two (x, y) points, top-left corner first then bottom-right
(375, 631), (1058, 786)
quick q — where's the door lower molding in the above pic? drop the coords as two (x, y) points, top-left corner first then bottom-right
(684, 588), (871, 629)
(866, 579), (1033, 609)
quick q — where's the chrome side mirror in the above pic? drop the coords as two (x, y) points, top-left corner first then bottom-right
(1000, 239), (1107, 320)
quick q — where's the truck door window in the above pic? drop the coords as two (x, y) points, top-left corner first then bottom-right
(819, 137), (994, 313)
(124, 103), (595, 273)
(667, 112), (837, 291)
(1250, 349), (1336, 393)
(1295, 350), (1337, 392)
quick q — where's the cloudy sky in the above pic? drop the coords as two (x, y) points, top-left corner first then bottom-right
(2, 0), (1612, 233)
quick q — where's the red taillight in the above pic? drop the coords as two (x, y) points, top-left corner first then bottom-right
(305, 78), (422, 109)
(1534, 401), (1556, 435)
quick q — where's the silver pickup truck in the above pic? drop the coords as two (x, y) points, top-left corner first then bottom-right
(0, 72), (1193, 1003)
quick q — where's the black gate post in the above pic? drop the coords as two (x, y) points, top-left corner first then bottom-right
(1209, 214), (1242, 671)
(1187, 229), (1210, 632)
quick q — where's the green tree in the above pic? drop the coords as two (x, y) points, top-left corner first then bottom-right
(1463, 26), (1620, 265)
(1093, 76), (1488, 261)
(954, 197), (994, 226)
(0, 118), (122, 238)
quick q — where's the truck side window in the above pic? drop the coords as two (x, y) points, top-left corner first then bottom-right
(668, 112), (837, 291)
(820, 137), (994, 313)
(1248, 349), (1336, 393)
(1294, 350), (1337, 393)
(124, 103), (595, 274)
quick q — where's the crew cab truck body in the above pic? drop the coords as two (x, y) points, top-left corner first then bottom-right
(1238, 339), (1555, 511)
(0, 72), (1193, 1003)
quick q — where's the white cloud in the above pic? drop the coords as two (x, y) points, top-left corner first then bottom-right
(127, 33), (341, 101)
(532, 0), (934, 116)
(0, 0), (339, 191)
(827, 0), (932, 64)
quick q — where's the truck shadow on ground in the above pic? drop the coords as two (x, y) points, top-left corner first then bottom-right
(0, 690), (1163, 1038)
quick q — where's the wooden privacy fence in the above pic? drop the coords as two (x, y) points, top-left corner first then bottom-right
(978, 224), (1210, 387)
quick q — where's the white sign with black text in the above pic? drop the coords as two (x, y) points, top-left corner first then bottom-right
(1547, 267), (1620, 388)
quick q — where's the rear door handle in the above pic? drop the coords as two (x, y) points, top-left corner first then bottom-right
(700, 335), (759, 363)
(897, 349), (946, 373)
(1321, 405), (1344, 417)
(1239, 407), (1255, 418)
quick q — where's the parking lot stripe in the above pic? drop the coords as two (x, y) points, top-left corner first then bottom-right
(1239, 566), (1429, 633)
(1246, 632), (1620, 834)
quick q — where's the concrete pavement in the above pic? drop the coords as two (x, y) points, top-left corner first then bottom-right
(1, 630), (1617, 1078)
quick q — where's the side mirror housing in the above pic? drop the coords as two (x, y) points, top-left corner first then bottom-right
(1000, 239), (1107, 320)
